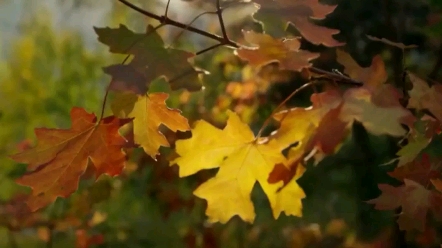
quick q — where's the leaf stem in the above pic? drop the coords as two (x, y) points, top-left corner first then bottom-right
(165, 0), (171, 18)
(255, 81), (323, 140)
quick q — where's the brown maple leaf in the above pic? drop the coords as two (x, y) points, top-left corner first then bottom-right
(254, 0), (344, 47)
(408, 72), (442, 122)
(307, 103), (347, 154)
(236, 30), (319, 72)
(368, 179), (442, 231)
(95, 24), (202, 94)
(388, 154), (441, 185)
(341, 87), (413, 136)
(10, 107), (131, 211)
(268, 82), (413, 185)
(336, 50), (387, 90)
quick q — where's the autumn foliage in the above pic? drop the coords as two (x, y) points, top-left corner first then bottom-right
(5, 0), (442, 247)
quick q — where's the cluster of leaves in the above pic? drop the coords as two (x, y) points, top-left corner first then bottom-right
(5, 0), (442, 246)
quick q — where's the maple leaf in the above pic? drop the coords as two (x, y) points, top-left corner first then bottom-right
(173, 110), (305, 223)
(94, 24), (201, 94)
(267, 92), (346, 185)
(341, 87), (412, 136)
(270, 107), (324, 152)
(271, 85), (410, 161)
(408, 72), (442, 122)
(253, 0), (344, 47)
(335, 51), (414, 135)
(336, 50), (387, 89)
(236, 30), (319, 72)
(266, 107), (322, 183)
(420, 115), (442, 138)
(307, 103), (348, 154)
(10, 107), (130, 211)
(389, 132), (431, 167)
(408, 72), (432, 111)
(266, 82), (413, 185)
(273, 100), (345, 150)
(431, 178), (442, 193)
(388, 154), (441, 185)
(111, 92), (190, 159)
(368, 179), (442, 231)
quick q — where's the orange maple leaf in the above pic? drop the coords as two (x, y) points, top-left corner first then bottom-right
(254, 0), (344, 47)
(236, 31), (319, 72)
(267, 76), (412, 184)
(268, 54), (412, 185)
(335, 51), (414, 134)
(336, 50), (387, 90)
(267, 91), (345, 185)
(10, 107), (130, 211)
(307, 103), (347, 154)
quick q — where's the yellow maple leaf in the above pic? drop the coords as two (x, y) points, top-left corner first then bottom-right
(112, 92), (190, 158)
(173, 110), (305, 223)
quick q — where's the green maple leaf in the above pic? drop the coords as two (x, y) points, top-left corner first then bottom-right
(94, 24), (202, 94)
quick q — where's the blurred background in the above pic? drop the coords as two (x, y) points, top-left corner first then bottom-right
(0, 0), (442, 247)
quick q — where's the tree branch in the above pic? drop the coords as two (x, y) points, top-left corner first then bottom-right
(117, 0), (363, 87)
(117, 0), (236, 47)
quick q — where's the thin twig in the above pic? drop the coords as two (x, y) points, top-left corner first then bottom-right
(169, 0), (241, 47)
(309, 67), (362, 86)
(196, 43), (224, 55)
(99, 85), (113, 121)
(117, 0), (364, 87)
(255, 81), (323, 139)
(215, 0), (228, 39)
(168, 10), (218, 48)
